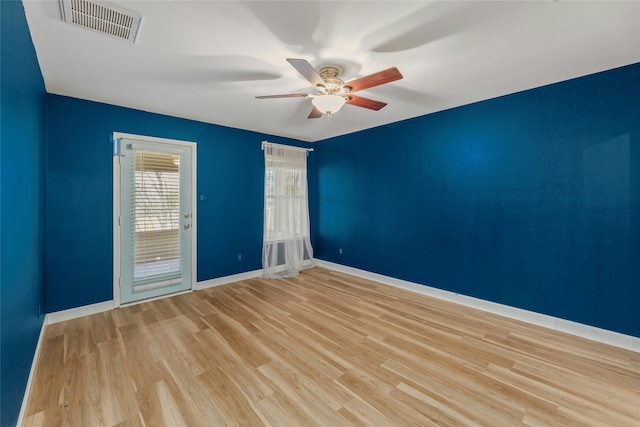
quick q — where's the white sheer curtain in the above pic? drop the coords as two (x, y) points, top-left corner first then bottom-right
(262, 142), (314, 278)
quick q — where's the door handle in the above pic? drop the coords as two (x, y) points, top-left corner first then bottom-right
(184, 224), (191, 229)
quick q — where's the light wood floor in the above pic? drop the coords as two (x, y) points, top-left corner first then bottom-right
(23, 267), (640, 426)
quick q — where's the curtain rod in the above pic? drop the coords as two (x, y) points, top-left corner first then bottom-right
(262, 141), (314, 152)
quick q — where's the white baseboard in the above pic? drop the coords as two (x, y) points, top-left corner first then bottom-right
(315, 260), (640, 353)
(44, 270), (264, 325)
(47, 300), (115, 325)
(196, 269), (263, 290)
(16, 316), (47, 427)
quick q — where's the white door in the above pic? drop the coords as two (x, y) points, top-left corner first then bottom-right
(115, 134), (195, 304)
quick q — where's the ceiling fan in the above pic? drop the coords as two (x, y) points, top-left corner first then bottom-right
(256, 59), (403, 119)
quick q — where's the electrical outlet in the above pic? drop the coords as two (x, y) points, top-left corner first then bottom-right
(237, 254), (242, 261)
(339, 248), (343, 254)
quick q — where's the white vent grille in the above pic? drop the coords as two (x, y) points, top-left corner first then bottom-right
(60, 0), (141, 43)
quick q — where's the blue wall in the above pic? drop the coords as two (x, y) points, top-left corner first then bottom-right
(5, 0), (635, 422)
(0, 1), (47, 425)
(46, 95), (310, 312)
(315, 63), (640, 338)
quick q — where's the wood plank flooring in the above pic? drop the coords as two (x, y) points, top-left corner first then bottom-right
(22, 267), (640, 426)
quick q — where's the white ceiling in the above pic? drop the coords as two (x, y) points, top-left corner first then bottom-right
(23, 1), (640, 142)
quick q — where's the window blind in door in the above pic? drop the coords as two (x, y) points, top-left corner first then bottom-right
(129, 149), (182, 291)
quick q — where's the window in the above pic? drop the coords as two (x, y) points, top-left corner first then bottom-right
(264, 167), (308, 241)
(132, 150), (181, 279)
(262, 142), (314, 278)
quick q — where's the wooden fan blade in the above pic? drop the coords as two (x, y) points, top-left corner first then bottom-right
(308, 107), (323, 119)
(343, 67), (403, 93)
(255, 93), (309, 99)
(346, 94), (387, 111)
(287, 58), (326, 88)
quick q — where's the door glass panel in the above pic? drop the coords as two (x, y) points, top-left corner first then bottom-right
(133, 150), (181, 282)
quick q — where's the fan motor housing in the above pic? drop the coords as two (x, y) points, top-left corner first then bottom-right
(319, 66), (345, 93)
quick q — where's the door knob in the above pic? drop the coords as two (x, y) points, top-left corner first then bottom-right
(184, 224), (191, 229)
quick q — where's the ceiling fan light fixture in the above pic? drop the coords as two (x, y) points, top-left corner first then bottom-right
(257, 59), (403, 119)
(312, 94), (346, 117)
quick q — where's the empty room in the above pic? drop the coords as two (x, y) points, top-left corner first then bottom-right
(1, 1), (639, 426)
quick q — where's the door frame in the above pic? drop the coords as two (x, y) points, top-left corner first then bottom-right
(112, 132), (197, 307)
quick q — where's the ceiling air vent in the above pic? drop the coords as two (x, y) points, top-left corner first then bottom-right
(59, 0), (141, 43)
